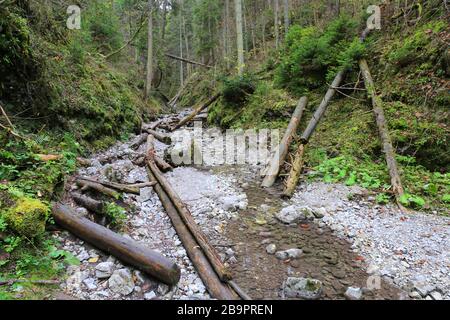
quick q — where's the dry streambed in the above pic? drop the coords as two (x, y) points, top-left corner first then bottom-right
(53, 113), (449, 301)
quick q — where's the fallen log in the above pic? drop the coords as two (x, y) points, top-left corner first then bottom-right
(165, 53), (213, 69)
(72, 193), (105, 214)
(261, 97), (308, 188)
(359, 59), (406, 206)
(146, 153), (231, 282)
(172, 93), (221, 131)
(52, 203), (181, 286)
(76, 179), (120, 199)
(283, 144), (306, 197)
(76, 157), (92, 167)
(130, 133), (149, 150)
(145, 167), (237, 299)
(301, 70), (346, 142)
(228, 280), (252, 300)
(142, 120), (162, 132)
(78, 178), (140, 195)
(145, 135), (173, 172)
(143, 129), (172, 144)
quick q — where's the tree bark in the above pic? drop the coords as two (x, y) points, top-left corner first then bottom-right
(146, 158), (232, 282)
(165, 54), (212, 68)
(300, 70), (345, 142)
(72, 193), (105, 214)
(172, 93), (221, 131)
(145, 167), (237, 299)
(274, 0), (280, 49)
(358, 59), (405, 202)
(52, 203), (180, 285)
(261, 97), (308, 188)
(283, 143), (306, 197)
(76, 180), (120, 199)
(142, 128), (172, 144)
(77, 177), (148, 195)
(283, 0), (290, 36)
(144, 0), (154, 100)
(235, 0), (245, 75)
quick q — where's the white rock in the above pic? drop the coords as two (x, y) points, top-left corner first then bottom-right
(266, 244), (277, 255)
(345, 287), (363, 300)
(144, 291), (157, 300)
(95, 262), (115, 279)
(108, 269), (135, 295)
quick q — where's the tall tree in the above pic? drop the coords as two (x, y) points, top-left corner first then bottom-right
(235, 0), (245, 75)
(144, 0), (154, 100)
(274, 0), (279, 49)
(283, 0), (290, 36)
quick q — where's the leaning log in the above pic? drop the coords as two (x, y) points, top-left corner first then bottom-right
(359, 59), (405, 204)
(301, 70), (345, 142)
(146, 134), (173, 172)
(52, 203), (181, 285)
(172, 93), (221, 131)
(130, 133), (149, 150)
(76, 180), (120, 199)
(145, 168), (237, 299)
(283, 144), (306, 197)
(261, 97), (308, 188)
(146, 159), (232, 282)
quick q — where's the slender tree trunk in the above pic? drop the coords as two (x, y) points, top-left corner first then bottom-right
(274, 0), (279, 49)
(179, 5), (184, 88)
(235, 0), (245, 75)
(359, 59), (405, 206)
(144, 0), (154, 100)
(283, 0), (290, 36)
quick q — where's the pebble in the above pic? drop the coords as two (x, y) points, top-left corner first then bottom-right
(345, 287), (363, 300)
(266, 244), (277, 255)
(144, 291), (157, 300)
(108, 269), (135, 296)
(95, 262), (115, 279)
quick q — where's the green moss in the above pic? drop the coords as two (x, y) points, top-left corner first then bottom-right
(2, 197), (50, 239)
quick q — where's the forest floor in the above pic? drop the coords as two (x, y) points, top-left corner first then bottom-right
(51, 110), (449, 301)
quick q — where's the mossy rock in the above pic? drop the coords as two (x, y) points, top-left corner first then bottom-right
(2, 196), (50, 238)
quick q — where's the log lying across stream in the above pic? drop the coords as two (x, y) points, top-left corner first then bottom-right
(52, 203), (181, 285)
(261, 97), (308, 188)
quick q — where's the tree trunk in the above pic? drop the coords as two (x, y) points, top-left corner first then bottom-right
(283, 0), (290, 36)
(143, 129), (172, 144)
(300, 70), (345, 142)
(146, 157), (232, 282)
(358, 59), (405, 202)
(283, 144), (306, 197)
(235, 0), (245, 75)
(76, 180), (120, 199)
(52, 203), (180, 285)
(145, 167), (237, 300)
(72, 193), (105, 214)
(274, 0), (280, 49)
(172, 93), (221, 131)
(262, 97), (308, 188)
(144, 0), (154, 100)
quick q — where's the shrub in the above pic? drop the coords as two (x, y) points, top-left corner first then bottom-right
(221, 74), (257, 108)
(276, 16), (364, 94)
(2, 196), (50, 238)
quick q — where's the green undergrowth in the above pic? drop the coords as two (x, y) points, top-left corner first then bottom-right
(198, 15), (449, 213)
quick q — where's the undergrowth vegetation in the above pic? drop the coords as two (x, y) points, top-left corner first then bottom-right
(206, 13), (449, 213)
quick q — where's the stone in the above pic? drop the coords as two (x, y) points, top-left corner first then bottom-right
(285, 248), (303, 259)
(108, 269), (135, 295)
(95, 262), (115, 279)
(312, 207), (326, 219)
(275, 206), (306, 224)
(413, 283), (436, 297)
(284, 277), (323, 300)
(409, 291), (422, 299)
(82, 278), (97, 291)
(366, 264), (379, 275)
(158, 284), (170, 295)
(77, 250), (90, 262)
(345, 287), (363, 300)
(144, 291), (157, 300)
(275, 251), (289, 260)
(266, 244), (277, 255)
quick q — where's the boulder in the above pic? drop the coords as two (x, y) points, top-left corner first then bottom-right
(108, 268), (135, 295)
(284, 277), (323, 300)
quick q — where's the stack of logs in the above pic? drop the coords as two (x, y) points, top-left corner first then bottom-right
(53, 111), (248, 300)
